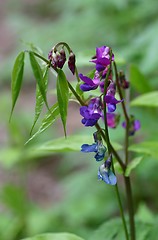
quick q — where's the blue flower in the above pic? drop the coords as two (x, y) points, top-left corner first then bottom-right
(98, 163), (117, 185)
(81, 142), (107, 161)
(98, 155), (117, 185)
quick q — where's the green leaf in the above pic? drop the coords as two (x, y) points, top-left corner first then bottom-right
(35, 134), (122, 153)
(25, 103), (59, 144)
(29, 52), (50, 111)
(131, 91), (158, 107)
(57, 69), (69, 136)
(21, 233), (84, 240)
(30, 66), (49, 134)
(89, 218), (152, 240)
(125, 156), (144, 176)
(129, 141), (158, 160)
(10, 51), (25, 120)
(129, 64), (152, 94)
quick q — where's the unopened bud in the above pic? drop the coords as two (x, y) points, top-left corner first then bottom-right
(119, 71), (130, 89)
(68, 52), (76, 74)
(48, 47), (66, 69)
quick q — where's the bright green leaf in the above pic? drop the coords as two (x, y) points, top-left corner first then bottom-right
(29, 52), (50, 111)
(129, 64), (152, 94)
(10, 51), (25, 120)
(21, 233), (84, 240)
(131, 91), (158, 107)
(35, 134), (122, 153)
(129, 141), (158, 160)
(125, 156), (143, 176)
(57, 69), (69, 136)
(25, 103), (59, 144)
(30, 66), (49, 134)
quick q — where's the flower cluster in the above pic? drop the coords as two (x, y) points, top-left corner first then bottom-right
(79, 46), (121, 128)
(48, 47), (76, 74)
(79, 45), (141, 185)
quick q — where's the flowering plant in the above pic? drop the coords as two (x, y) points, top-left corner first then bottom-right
(11, 41), (155, 240)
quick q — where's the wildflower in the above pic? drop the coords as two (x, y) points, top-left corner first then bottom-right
(81, 142), (107, 161)
(79, 71), (100, 91)
(80, 98), (102, 126)
(122, 116), (141, 136)
(106, 113), (120, 128)
(98, 155), (117, 185)
(91, 46), (114, 72)
(104, 95), (122, 112)
(68, 52), (76, 74)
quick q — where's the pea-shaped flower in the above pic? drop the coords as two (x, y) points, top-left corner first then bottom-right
(98, 158), (117, 185)
(81, 141), (107, 162)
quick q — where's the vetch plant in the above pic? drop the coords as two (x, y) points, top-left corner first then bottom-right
(11, 42), (144, 240)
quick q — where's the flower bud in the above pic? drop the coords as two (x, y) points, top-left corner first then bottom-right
(68, 52), (76, 74)
(48, 48), (66, 69)
(119, 70), (130, 89)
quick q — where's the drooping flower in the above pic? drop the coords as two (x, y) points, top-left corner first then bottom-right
(80, 98), (102, 126)
(91, 46), (114, 72)
(122, 116), (141, 136)
(81, 141), (107, 161)
(79, 71), (100, 91)
(98, 155), (117, 185)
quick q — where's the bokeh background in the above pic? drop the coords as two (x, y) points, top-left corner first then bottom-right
(0, 0), (158, 239)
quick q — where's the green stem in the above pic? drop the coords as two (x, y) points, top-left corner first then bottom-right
(114, 61), (135, 240)
(113, 61), (130, 165)
(101, 61), (129, 240)
(124, 176), (135, 240)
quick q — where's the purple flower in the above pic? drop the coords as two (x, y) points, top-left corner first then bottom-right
(81, 142), (107, 161)
(91, 46), (114, 72)
(80, 98), (102, 126)
(104, 95), (122, 112)
(122, 118), (141, 136)
(106, 113), (120, 128)
(79, 71), (100, 91)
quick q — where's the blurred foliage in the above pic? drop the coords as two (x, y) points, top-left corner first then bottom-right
(1, 0), (158, 240)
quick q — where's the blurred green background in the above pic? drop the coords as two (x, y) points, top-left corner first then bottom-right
(0, 0), (158, 239)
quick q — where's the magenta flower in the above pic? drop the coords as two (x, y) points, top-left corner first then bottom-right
(79, 71), (100, 91)
(107, 113), (120, 128)
(91, 46), (114, 72)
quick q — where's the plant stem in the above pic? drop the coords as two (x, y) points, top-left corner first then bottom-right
(114, 61), (135, 240)
(124, 176), (135, 240)
(113, 61), (130, 166)
(101, 61), (129, 240)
